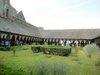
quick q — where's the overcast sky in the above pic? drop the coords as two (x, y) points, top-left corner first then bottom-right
(10, 0), (100, 29)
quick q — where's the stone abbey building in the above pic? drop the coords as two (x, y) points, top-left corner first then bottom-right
(0, 0), (100, 47)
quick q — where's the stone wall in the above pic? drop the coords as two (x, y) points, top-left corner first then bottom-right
(0, 0), (4, 16)
(93, 37), (100, 47)
(0, 0), (25, 21)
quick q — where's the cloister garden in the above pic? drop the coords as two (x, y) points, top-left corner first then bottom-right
(0, 44), (100, 75)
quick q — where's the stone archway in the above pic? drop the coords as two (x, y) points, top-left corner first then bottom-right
(4, 34), (10, 46)
(74, 40), (78, 46)
(81, 40), (85, 47)
(20, 36), (25, 45)
(23, 37), (27, 45)
(29, 38), (32, 45)
(66, 40), (70, 46)
(1, 35), (6, 47)
(26, 37), (29, 44)
(59, 39), (64, 46)
(78, 40), (81, 46)
(54, 39), (57, 46)
(16, 36), (20, 45)
(6, 34), (10, 41)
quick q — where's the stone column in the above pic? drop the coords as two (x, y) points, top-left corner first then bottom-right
(64, 40), (67, 46)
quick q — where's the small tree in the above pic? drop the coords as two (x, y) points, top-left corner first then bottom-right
(12, 46), (16, 56)
(83, 43), (99, 58)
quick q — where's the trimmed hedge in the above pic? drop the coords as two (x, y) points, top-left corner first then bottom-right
(31, 46), (42, 53)
(31, 46), (71, 56)
(0, 47), (11, 51)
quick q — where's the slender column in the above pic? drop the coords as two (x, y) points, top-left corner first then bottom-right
(64, 40), (66, 46)
(74, 40), (78, 46)
(54, 39), (57, 46)
(70, 40), (73, 46)
(81, 40), (84, 47)
(16, 36), (20, 45)
(26, 37), (28, 44)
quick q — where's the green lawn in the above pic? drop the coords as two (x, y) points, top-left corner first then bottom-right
(0, 45), (100, 75)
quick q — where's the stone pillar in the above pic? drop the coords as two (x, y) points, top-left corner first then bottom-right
(66, 40), (70, 46)
(59, 39), (64, 46)
(26, 37), (29, 44)
(43, 39), (46, 44)
(58, 39), (60, 46)
(54, 39), (57, 46)
(42, 38), (44, 45)
(20, 36), (23, 45)
(84, 40), (87, 46)
(5, 34), (10, 46)
(70, 40), (72, 46)
(48, 39), (50, 45)
(75, 40), (78, 47)
(31, 38), (34, 44)
(29, 37), (31, 45)
(78, 40), (80, 46)
(72, 40), (75, 46)
(64, 40), (67, 46)
(81, 40), (84, 47)
(30, 37), (32, 44)
(23, 37), (26, 45)
(51, 39), (54, 45)
(79, 40), (81, 47)
(46, 39), (49, 45)
(16, 36), (20, 45)
(1, 34), (8, 47)
(34, 38), (37, 44)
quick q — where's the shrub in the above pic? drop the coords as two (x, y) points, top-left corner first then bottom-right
(0, 47), (5, 51)
(83, 43), (99, 58)
(31, 46), (42, 53)
(31, 61), (69, 75)
(31, 46), (71, 56)
(0, 46), (11, 51)
(91, 51), (100, 68)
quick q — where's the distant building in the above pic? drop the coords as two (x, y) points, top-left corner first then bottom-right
(0, 0), (100, 47)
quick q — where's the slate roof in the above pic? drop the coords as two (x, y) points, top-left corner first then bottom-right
(0, 16), (100, 39)
(0, 16), (41, 37)
(40, 29), (100, 39)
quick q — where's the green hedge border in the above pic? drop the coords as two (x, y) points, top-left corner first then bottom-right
(31, 46), (71, 56)
(0, 47), (11, 51)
